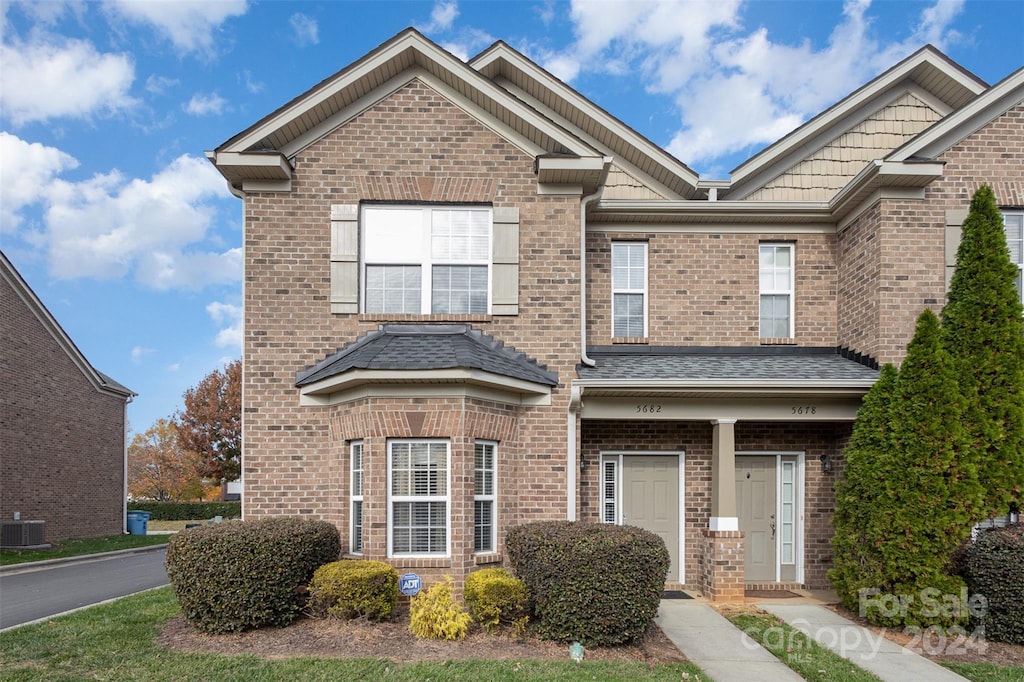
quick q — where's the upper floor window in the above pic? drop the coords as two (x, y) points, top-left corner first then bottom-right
(612, 242), (647, 338)
(759, 243), (794, 338)
(362, 206), (491, 314)
(1005, 210), (1023, 304)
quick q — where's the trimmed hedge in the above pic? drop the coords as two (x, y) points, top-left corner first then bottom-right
(128, 501), (240, 521)
(307, 560), (398, 621)
(165, 517), (340, 633)
(960, 524), (1024, 643)
(464, 568), (529, 631)
(506, 521), (669, 646)
(409, 576), (471, 641)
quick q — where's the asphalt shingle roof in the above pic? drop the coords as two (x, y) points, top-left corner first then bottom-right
(578, 347), (879, 383)
(296, 324), (559, 387)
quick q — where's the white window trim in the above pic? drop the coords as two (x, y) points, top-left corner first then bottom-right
(1003, 210), (1023, 305)
(360, 205), (492, 314)
(350, 441), (364, 555)
(473, 440), (497, 554)
(611, 241), (648, 338)
(759, 242), (795, 339)
(387, 439), (451, 558)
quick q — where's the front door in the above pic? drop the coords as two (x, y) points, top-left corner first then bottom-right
(621, 455), (680, 581)
(736, 456), (776, 582)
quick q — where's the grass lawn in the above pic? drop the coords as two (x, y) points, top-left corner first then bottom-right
(941, 662), (1024, 682)
(0, 588), (706, 681)
(727, 611), (884, 682)
(0, 534), (169, 567)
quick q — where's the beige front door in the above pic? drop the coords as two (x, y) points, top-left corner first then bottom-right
(736, 456), (776, 582)
(622, 455), (680, 581)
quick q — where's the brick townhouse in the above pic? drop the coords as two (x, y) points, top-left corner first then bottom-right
(208, 29), (1023, 599)
(1, 252), (135, 544)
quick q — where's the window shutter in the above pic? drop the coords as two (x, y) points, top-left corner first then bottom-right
(331, 204), (359, 314)
(945, 208), (968, 291)
(492, 207), (519, 315)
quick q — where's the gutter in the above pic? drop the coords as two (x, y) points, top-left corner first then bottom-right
(579, 157), (612, 368)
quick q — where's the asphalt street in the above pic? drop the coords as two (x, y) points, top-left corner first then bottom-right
(0, 547), (169, 630)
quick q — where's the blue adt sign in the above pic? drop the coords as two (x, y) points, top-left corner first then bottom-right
(399, 573), (422, 596)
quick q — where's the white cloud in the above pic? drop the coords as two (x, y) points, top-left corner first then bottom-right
(0, 35), (136, 126)
(184, 92), (227, 116)
(552, 0), (967, 171)
(0, 133), (78, 232)
(423, 1), (459, 32)
(131, 346), (155, 364)
(239, 69), (265, 94)
(102, 0), (248, 56)
(206, 301), (242, 349)
(168, 363), (181, 372)
(145, 74), (179, 95)
(289, 13), (319, 46)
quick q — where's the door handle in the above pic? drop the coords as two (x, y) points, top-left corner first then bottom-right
(770, 514), (776, 540)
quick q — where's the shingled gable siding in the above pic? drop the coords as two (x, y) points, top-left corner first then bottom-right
(242, 80), (580, 577)
(579, 420), (849, 590)
(586, 231), (838, 347)
(1, 274), (126, 542)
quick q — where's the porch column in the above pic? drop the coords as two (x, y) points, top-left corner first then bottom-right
(709, 419), (738, 531)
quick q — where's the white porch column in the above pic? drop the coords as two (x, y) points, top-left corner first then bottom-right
(709, 419), (738, 531)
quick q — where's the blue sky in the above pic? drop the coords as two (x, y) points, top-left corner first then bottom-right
(1, 0), (1021, 435)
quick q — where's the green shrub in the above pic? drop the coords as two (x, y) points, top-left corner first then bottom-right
(307, 560), (398, 621)
(464, 568), (529, 632)
(128, 501), (241, 521)
(961, 524), (1024, 643)
(165, 517), (340, 633)
(505, 521), (669, 646)
(857, 574), (969, 629)
(409, 576), (472, 641)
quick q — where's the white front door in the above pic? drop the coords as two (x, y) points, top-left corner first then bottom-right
(602, 453), (683, 582)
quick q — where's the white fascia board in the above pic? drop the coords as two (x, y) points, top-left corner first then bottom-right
(299, 367), (554, 399)
(299, 383), (551, 407)
(593, 199), (832, 222)
(889, 69), (1024, 162)
(573, 378), (875, 391)
(209, 151), (292, 180)
(472, 45), (701, 190)
(829, 159), (944, 223)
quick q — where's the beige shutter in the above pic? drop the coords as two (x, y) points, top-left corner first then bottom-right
(945, 208), (968, 291)
(492, 207), (519, 315)
(331, 204), (359, 314)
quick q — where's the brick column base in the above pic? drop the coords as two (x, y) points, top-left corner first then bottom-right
(699, 529), (745, 602)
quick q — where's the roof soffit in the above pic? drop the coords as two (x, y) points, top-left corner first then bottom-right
(471, 42), (701, 200)
(212, 30), (601, 170)
(723, 45), (987, 200)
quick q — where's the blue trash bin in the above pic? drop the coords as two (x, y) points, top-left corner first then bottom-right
(126, 510), (151, 535)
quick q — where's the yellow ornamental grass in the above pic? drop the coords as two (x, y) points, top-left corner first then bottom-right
(409, 576), (472, 641)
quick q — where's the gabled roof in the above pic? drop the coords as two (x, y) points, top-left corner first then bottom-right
(296, 324), (558, 402)
(0, 251), (135, 400)
(722, 45), (988, 200)
(889, 65), (1024, 162)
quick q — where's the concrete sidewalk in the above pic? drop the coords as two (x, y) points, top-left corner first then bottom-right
(760, 602), (969, 682)
(656, 599), (805, 682)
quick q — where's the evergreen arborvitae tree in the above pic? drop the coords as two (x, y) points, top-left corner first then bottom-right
(829, 363), (897, 612)
(941, 184), (1024, 521)
(868, 309), (981, 627)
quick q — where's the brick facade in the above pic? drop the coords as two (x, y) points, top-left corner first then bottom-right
(1, 264), (130, 543)
(214, 32), (1022, 599)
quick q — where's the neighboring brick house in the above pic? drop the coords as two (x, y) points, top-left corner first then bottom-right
(1, 252), (135, 544)
(208, 29), (1023, 600)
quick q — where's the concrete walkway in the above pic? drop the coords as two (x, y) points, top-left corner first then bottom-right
(760, 602), (969, 682)
(656, 600), (805, 682)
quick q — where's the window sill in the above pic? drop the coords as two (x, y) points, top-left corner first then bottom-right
(611, 337), (648, 344)
(760, 337), (796, 345)
(359, 314), (493, 323)
(474, 552), (502, 565)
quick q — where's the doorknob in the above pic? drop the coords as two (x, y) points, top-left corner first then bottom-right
(769, 513), (776, 540)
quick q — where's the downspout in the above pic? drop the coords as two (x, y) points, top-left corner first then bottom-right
(568, 159), (610, 520)
(123, 395), (133, 534)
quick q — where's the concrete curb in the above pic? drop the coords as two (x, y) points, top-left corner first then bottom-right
(0, 543), (168, 574)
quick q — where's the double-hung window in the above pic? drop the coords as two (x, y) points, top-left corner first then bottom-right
(612, 242), (647, 338)
(389, 440), (449, 556)
(363, 206), (491, 314)
(474, 442), (496, 553)
(1004, 210), (1023, 304)
(759, 243), (794, 338)
(350, 442), (364, 554)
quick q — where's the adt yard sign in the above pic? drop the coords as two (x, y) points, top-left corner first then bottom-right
(399, 573), (422, 596)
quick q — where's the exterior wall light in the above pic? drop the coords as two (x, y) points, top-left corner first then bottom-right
(820, 454), (832, 473)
